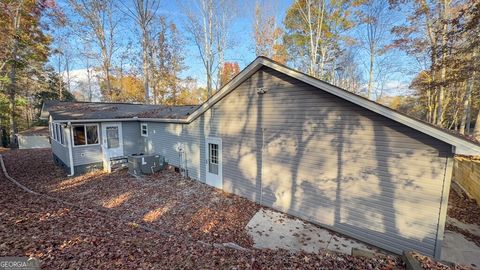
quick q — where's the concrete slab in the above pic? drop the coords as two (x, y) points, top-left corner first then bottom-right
(442, 230), (480, 269)
(245, 208), (373, 255)
(447, 217), (480, 237)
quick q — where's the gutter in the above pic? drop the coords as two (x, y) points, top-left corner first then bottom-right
(66, 122), (74, 176)
(52, 118), (189, 124)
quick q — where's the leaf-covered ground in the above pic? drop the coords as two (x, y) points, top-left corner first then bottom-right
(447, 188), (480, 248)
(0, 149), (408, 269)
(2, 148), (259, 248)
(448, 189), (480, 226)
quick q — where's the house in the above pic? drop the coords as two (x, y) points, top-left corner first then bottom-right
(41, 57), (480, 259)
(16, 126), (51, 149)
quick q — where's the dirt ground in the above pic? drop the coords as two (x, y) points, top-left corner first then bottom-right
(0, 148), (451, 269)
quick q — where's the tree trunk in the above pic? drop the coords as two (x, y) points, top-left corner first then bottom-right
(460, 74), (474, 134)
(436, 0), (450, 127)
(87, 66), (93, 102)
(142, 30), (149, 103)
(8, 36), (19, 148)
(466, 96), (472, 133)
(103, 58), (112, 100)
(474, 110), (480, 140)
(58, 57), (63, 100)
(367, 51), (375, 100)
(206, 63), (212, 97)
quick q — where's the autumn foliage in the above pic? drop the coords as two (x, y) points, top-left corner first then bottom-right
(218, 62), (240, 88)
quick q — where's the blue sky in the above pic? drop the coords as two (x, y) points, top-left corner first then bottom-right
(50, 0), (417, 97)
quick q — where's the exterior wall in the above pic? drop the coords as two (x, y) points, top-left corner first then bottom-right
(18, 135), (50, 149)
(71, 123), (103, 166)
(140, 122), (204, 178)
(51, 135), (70, 168)
(176, 67), (453, 257)
(49, 122), (103, 171)
(72, 145), (103, 166)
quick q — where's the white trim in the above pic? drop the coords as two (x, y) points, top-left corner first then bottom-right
(101, 122), (124, 171)
(71, 123), (101, 148)
(205, 137), (223, 189)
(140, 123), (148, 137)
(52, 118), (188, 124)
(66, 122), (74, 176)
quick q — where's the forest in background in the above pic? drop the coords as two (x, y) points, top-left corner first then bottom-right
(1, 0), (479, 147)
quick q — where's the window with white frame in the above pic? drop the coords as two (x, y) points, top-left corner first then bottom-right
(73, 124), (99, 146)
(140, 123), (148, 137)
(50, 123), (65, 145)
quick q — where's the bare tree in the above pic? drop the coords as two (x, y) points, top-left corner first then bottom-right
(52, 34), (75, 99)
(284, 0), (356, 81)
(119, 0), (160, 103)
(335, 48), (363, 93)
(253, 0), (286, 63)
(68, 0), (118, 101)
(293, 0), (326, 77)
(182, 0), (236, 97)
(358, 0), (391, 100)
(460, 66), (474, 134)
(474, 110), (480, 140)
(436, 0), (453, 127)
(79, 42), (97, 102)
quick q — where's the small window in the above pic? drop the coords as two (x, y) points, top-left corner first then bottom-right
(59, 125), (65, 145)
(73, 124), (99, 146)
(141, 123), (148, 137)
(54, 124), (59, 141)
(86, 125), (99, 144)
(208, 143), (219, 175)
(106, 126), (119, 148)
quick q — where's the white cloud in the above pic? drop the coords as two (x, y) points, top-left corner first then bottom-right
(61, 69), (102, 101)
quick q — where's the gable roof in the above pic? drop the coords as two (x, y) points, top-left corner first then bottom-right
(186, 57), (480, 155)
(41, 100), (199, 121)
(42, 57), (480, 155)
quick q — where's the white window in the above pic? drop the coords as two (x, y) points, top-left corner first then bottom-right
(141, 123), (148, 137)
(73, 124), (99, 146)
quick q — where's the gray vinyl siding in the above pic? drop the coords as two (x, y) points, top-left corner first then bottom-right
(181, 67), (452, 257)
(122, 122), (142, 155)
(141, 122), (182, 166)
(139, 122), (202, 180)
(51, 139), (70, 167)
(72, 145), (103, 165)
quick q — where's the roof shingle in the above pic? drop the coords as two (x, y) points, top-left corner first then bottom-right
(42, 101), (199, 121)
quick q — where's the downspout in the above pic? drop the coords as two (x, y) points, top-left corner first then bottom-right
(67, 122), (74, 176)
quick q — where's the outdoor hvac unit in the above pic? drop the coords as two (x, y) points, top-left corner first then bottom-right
(127, 154), (166, 177)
